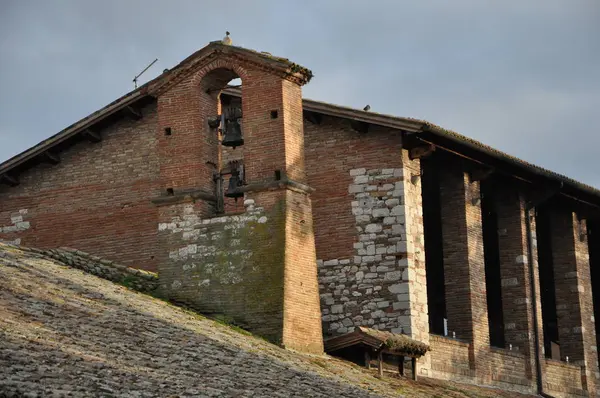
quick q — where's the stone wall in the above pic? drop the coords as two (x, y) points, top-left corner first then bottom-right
(157, 199), (286, 341)
(318, 167), (412, 337)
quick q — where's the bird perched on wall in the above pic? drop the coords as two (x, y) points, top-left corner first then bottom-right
(222, 31), (232, 46)
(363, 105), (371, 111)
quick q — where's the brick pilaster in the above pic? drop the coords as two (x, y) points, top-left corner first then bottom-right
(495, 189), (540, 384)
(550, 209), (599, 394)
(400, 150), (430, 376)
(439, 167), (489, 368)
(242, 71), (322, 354)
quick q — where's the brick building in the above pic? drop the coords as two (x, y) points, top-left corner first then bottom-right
(1, 39), (599, 396)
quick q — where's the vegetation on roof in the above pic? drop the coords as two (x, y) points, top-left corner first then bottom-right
(360, 327), (431, 357)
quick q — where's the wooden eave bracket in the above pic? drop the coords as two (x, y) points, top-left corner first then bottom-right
(403, 132), (435, 160)
(351, 120), (369, 134)
(409, 144), (435, 160)
(82, 129), (102, 143)
(303, 111), (322, 125)
(41, 151), (60, 165)
(124, 106), (142, 120)
(0, 173), (19, 187)
(470, 167), (495, 182)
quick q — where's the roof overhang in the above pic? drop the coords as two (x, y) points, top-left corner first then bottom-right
(2, 45), (600, 212)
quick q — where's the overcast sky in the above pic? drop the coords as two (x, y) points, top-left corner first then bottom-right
(1, 1), (599, 187)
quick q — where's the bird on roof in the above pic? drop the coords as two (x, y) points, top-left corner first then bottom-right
(222, 31), (232, 46)
(363, 105), (371, 111)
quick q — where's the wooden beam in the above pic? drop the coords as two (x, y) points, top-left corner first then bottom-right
(409, 144), (435, 160)
(304, 111), (322, 125)
(364, 350), (371, 369)
(124, 106), (142, 120)
(1, 173), (19, 187)
(411, 358), (418, 381)
(82, 129), (102, 143)
(398, 355), (405, 376)
(470, 167), (495, 182)
(41, 151), (60, 165)
(378, 350), (383, 378)
(351, 120), (369, 134)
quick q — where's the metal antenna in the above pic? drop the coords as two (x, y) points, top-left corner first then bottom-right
(133, 58), (158, 89)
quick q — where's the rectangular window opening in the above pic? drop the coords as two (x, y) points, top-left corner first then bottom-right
(480, 180), (506, 348)
(537, 205), (560, 359)
(421, 156), (447, 336)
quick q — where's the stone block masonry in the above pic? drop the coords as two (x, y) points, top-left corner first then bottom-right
(0, 208), (30, 245)
(318, 156), (429, 371)
(319, 167), (410, 336)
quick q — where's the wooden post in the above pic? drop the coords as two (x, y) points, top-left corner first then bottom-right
(378, 350), (383, 378)
(364, 350), (371, 369)
(398, 355), (405, 376)
(411, 357), (418, 381)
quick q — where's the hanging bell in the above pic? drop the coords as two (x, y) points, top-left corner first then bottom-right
(221, 118), (244, 148)
(207, 115), (221, 129)
(225, 172), (243, 199)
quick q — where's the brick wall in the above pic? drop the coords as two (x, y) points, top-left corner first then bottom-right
(544, 359), (586, 397)
(155, 50), (322, 353)
(429, 335), (473, 380)
(549, 209), (599, 394)
(438, 164), (490, 368)
(0, 102), (161, 271)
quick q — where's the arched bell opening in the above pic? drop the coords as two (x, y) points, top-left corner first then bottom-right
(198, 67), (246, 214)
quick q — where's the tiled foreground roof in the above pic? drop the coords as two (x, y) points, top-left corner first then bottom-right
(0, 243), (532, 397)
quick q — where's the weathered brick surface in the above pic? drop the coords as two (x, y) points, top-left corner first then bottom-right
(154, 52), (322, 353)
(429, 335), (473, 380)
(438, 166), (490, 365)
(495, 187), (538, 379)
(0, 103), (161, 271)
(304, 119), (403, 262)
(544, 359), (587, 397)
(549, 209), (599, 394)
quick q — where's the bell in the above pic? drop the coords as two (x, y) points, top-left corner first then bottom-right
(207, 115), (221, 129)
(221, 118), (244, 148)
(225, 172), (243, 199)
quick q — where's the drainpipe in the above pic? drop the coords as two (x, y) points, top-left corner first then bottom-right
(525, 183), (562, 398)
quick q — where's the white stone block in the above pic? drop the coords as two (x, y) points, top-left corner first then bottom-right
(396, 242), (408, 253)
(365, 224), (382, 234)
(388, 283), (409, 294)
(372, 208), (390, 218)
(383, 216), (396, 225)
(350, 168), (366, 176)
(354, 175), (369, 184)
(352, 207), (364, 216)
(515, 255), (528, 264)
(324, 259), (339, 266)
(390, 205), (405, 216)
(331, 304), (344, 314)
(349, 184), (365, 194)
(385, 271), (402, 281)
(393, 302), (410, 310)
(377, 301), (390, 308)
